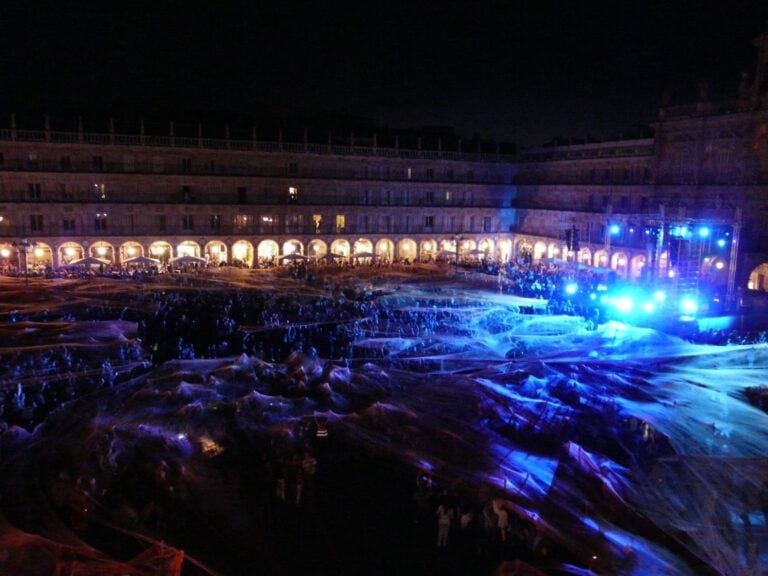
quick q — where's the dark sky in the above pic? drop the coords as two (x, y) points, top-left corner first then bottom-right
(1, 0), (766, 146)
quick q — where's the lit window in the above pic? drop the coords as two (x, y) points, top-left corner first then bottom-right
(288, 186), (298, 202)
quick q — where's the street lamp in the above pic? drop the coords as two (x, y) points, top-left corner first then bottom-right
(453, 235), (466, 275)
(12, 238), (32, 286)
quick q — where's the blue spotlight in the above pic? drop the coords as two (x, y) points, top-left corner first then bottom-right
(642, 301), (656, 314)
(609, 224), (621, 235)
(698, 226), (710, 238)
(653, 290), (666, 302)
(616, 296), (634, 314)
(680, 297), (698, 315)
(717, 238), (727, 248)
(565, 282), (578, 295)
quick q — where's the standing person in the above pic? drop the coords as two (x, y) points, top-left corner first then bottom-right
(494, 499), (509, 543)
(436, 503), (453, 548)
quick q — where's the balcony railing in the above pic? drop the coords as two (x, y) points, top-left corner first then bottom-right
(0, 127), (513, 164)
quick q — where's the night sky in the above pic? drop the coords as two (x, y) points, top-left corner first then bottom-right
(2, 0), (767, 146)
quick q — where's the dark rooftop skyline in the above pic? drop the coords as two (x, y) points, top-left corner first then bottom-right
(2, 1), (767, 147)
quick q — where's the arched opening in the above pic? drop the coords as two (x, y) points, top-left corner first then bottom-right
(533, 241), (547, 261)
(120, 241), (144, 262)
(29, 242), (53, 271)
(282, 239), (304, 256)
(232, 240), (255, 267)
(205, 241), (228, 266)
(90, 241), (115, 264)
(59, 241), (85, 265)
(307, 239), (328, 260)
(612, 252), (629, 278)
(593, 250), (609, 268)
(352, 238), (373, 255)
(176, 240), (201, 258)
(577, 248), (592, 266)
(497, 238), (512, 262)
(0, 243), (14, 273)
(419, 239), (437, 262)
(546, 242), (561, 260)
(256, 240), (278, 266)
(397, 238), (417, 263)
(149, 241), (173, 265)
(629, 254), (646, 281)
(375, 239), (394, 262)
(748, 262), (768, 291)
(477, 238), (494, 260)
(330, 239), (350, 257)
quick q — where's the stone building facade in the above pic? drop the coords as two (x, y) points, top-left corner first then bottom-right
(2, 86), (768, 310)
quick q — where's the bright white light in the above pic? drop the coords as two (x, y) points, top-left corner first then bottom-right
(0, 249), (10, 258)
(65, 247), (76, 256)
(616, 296), (634, 313)
(680, 298), (698, 315)
(34, 248), (44, 257)
(715, 261), (725, 270)
(232, 244), (247, 259)
(698, 226), (710, 238)
(642, 301), (656, 314)
(96, 246), (107, 256)
(717, 238), (727, 248)
(127, 246), (136, 256)
(653, 290), (666, 302)
(609, 224), (621, 235)
(565, 283), (578, 295)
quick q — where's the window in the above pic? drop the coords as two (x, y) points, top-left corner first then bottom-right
(152, 156), (164, 173)
(466, 170), (475, 181)
(312, 214), (322, 233)
(92, 183), (106, 199)
(157, 215), (166, 231)
(620, 196), (630, 209)
(92, 156), (104, 171)
(602, 196), (610, 207)
(426, 168), (434, 179)
(62, 218), (75, 231)
(623, 169), (630, 182)
(288, 162), (299, 175)
(27, 183), (41, 200)
(128, 214), (135, 233)
(209, 160), (215, 173)
(425, 191), (435, 203)
(30, 214), (43, 231)
(483, 216), (492, 232)
(447, 169), (454, 180)
(182, 215), (194, 230)
(360, 215), (370, 231)
(210, 214), (222, 230)
(182, 186), (194, 202)
(237, 186), (247, 204)
(61, 155), (72, 170)
(0, 152), (4, 166)
(27, 153), (39, 169)
(123, 155), (134, 172)
(335, 214), (346, 233)
(288, 186), (298, 203)
(640, 196), (649, 209)
(424, 215), (434, 229)
(180, 158), (192, 173)
(445, 190), (452, 202)
(94, 213), (107, 231)
(234, 215), (249, 230)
